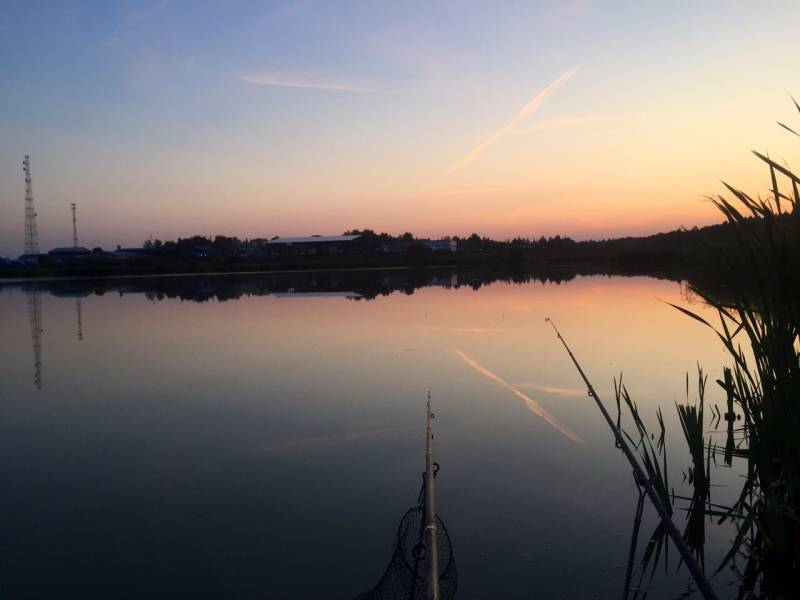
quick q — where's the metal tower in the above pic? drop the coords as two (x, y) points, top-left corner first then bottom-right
(26, 290), (43, 389)
(22, 155), (40, 256)
(71, 203), (79, 248)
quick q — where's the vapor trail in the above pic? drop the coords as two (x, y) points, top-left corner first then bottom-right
(446, 66), (580, 173)
(242, 73), (375, 93)
(453, 350), (584, 444)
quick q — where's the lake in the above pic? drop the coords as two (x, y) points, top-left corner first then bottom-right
(0, 268), (744, 598)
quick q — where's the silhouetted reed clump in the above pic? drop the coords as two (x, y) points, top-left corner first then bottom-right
(683, 101), (799, 597)
(619, 99), (800, 598)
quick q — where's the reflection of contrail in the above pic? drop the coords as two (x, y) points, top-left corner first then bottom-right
(253, 427), (405, 453)
(453, 350), (584, 444)
(419, 325), (501, 334)
(515, 383), (586, 397)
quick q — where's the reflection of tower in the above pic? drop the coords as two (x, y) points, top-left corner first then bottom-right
(71, 203), (79, 248)
(23, 155), (40, 256)
(26, 291), (43, 389)
(76, 297), (83, 341)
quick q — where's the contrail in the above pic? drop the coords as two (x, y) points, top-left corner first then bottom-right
(511, 113), (647, 135)
(253, 427), (405, 453)
(453, 350), (585, 444)
(447, 66), (580, 173)
(242, 72), (375, 93)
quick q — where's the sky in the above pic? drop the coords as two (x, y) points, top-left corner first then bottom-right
(1, 1), (799, 255)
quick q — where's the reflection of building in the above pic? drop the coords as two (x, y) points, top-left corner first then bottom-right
(265, 235), (361, 256)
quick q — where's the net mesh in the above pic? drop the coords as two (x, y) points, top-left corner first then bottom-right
(355, 483), (457, 600)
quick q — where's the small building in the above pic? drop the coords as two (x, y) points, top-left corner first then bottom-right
(48, 247), (92, 258)
(112, 248), (152, 259)
(265, 235), (362, 256)
(421, 239), (457, 252)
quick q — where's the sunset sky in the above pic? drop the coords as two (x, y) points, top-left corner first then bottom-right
(1, 1), (799, 255)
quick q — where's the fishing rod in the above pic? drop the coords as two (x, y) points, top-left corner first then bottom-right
(423, 392), (440, 600)
(545, 318), (719, 600)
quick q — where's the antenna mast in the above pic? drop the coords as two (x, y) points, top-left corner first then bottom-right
(22, 155), (40, 256)
(71, 203), (78, 248)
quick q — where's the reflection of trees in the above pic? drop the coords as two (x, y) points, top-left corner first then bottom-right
(4, 265), (627, 304)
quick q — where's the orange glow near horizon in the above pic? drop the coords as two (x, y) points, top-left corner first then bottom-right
(1, 3), (798, 255)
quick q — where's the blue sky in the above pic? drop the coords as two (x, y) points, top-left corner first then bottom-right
(1, 1), (799, 255)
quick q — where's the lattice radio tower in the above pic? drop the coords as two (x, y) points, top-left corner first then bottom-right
(22, 155), (40, 255)
(71, 203), (79, 247)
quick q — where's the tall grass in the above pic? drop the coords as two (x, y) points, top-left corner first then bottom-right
(619, 98), (799, 598)
(676, 99), (800, 597)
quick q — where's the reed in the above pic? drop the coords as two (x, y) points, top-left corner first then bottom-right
(615, 97), (799, 597)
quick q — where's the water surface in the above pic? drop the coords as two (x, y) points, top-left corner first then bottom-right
(0, 269), (741, 598)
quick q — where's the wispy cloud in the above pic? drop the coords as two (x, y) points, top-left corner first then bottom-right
(512, 114), (648, 135)
(447, 66), (580, 174)
(453, 350), (584, 444)
(242, 72), (376, 94)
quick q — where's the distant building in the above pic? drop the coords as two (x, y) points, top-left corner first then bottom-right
(48, 247), (92, 258)
(421, 239), (457, 252)
(379, 241), (409, 254)
(265, 235), (362, 256)
(188, 245), (215, 258)
(112, 248), (152, 259)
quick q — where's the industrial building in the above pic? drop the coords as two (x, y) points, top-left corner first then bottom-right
(264, 235), (362, 256)
(421, 239), (457, 252)
(48, 247), (92, 258)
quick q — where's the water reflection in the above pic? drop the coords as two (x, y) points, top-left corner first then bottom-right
(453, 349), (584, 444)
(0, 267), (744, 598)
(2, 264), (641, 304)
(5, 266), (622, 394)
(76, 297), (83, 341)
(25, 290), (43, 389)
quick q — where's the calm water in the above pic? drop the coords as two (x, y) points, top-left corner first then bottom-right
(0, 269), (744, 598)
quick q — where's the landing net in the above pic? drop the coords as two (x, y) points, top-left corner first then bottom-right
(355, 482), (457, 600)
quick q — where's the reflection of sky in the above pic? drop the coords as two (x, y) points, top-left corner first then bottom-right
(0, 274), (740, 597)
(453, 349), (584, 444)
